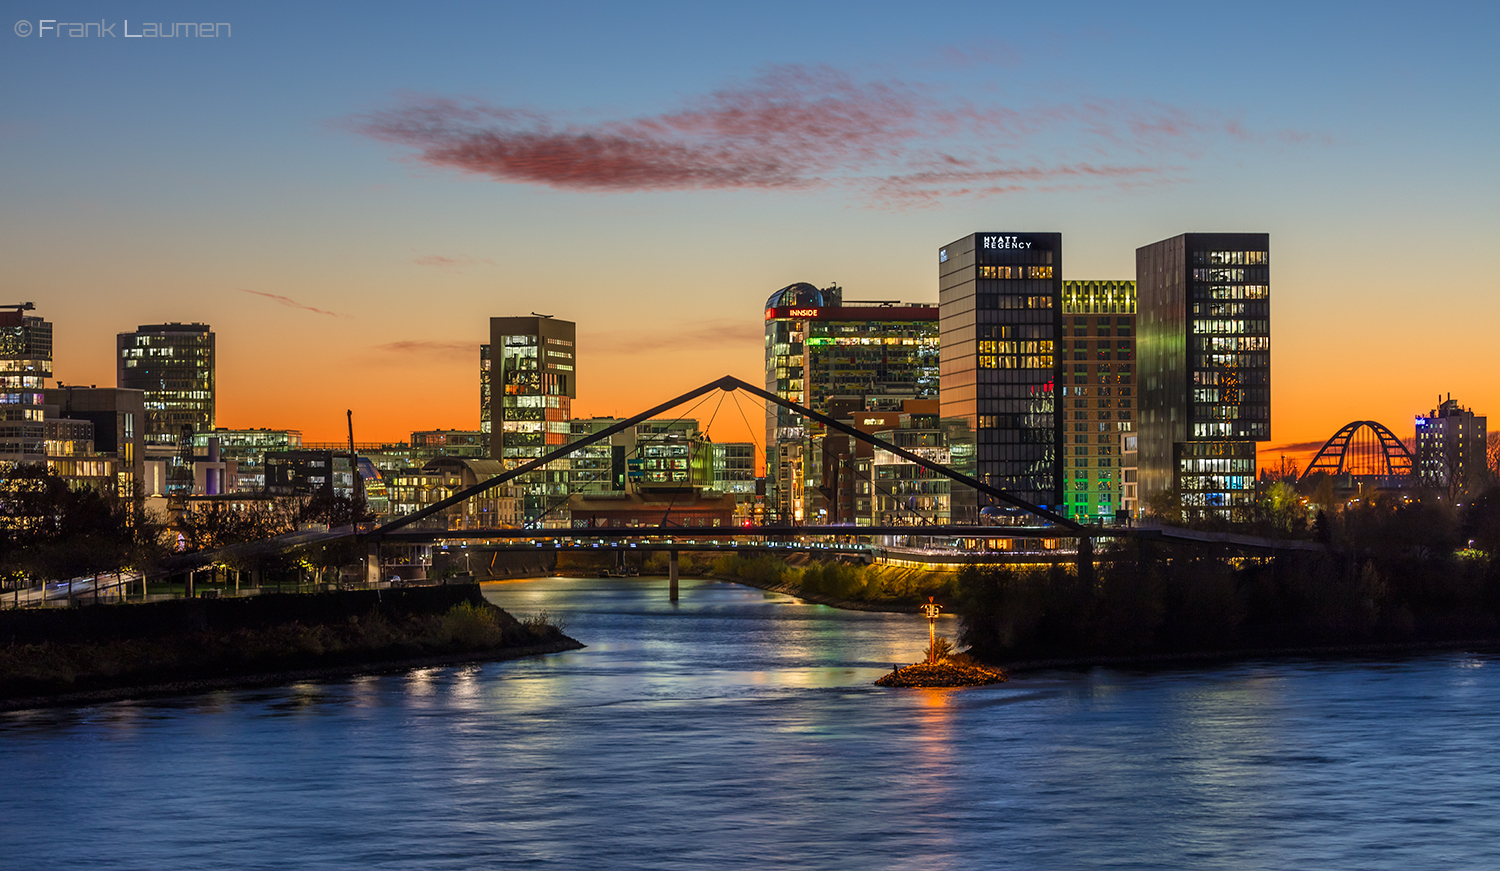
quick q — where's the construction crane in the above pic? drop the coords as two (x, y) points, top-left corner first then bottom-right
(0, 302), (36, 311)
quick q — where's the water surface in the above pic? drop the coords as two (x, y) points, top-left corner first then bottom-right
(2, 576), (1498, 869)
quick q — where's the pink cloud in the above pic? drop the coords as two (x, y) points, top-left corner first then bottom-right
(239, 288), (340, 317)
(584, 320), (758, 355)
(412, 254), (496, 270)
(351, 63), (1300, 203)
(372, 340), (476, 359)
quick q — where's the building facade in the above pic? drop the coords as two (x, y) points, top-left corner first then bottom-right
(483, 316), (577, 526)
(45, 386), (147, 500)
(938, 232), (1062, 513)
(1416, 396), (1488, 496)
(193, 428), (302, 492)
(117, 323), (215, 448)
(763, 283), (938, 523)
(1137, 234), (1270, 520)
(1059, 281), (1137, 522)
(0, 308), (52, 462)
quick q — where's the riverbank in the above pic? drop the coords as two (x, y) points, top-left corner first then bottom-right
(711, 554), (953, 611)
(0, 584), (581, 708)
(716, 574), (913, 612)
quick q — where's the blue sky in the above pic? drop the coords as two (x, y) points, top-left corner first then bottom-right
(2, 1), (1496, 449)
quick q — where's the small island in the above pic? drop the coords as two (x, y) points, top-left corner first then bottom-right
(876, 659), (1007, 688)
(875, 597), (1007, 687)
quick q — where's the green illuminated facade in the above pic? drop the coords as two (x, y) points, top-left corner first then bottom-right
(1060, 281), (1136, 522)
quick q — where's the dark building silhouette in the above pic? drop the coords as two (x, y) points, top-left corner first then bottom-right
(1137, 233), (1270, 519)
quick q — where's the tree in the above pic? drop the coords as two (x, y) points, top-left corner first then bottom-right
(1144, 488), (1183, 525)
(0, 464), (165, 587)
(1255, 480), (1309, 536)
(300, 493), (374, 529)
(177, 498), (302, 551)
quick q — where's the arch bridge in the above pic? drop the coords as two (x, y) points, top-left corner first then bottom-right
(1299, 420), (1413, 484)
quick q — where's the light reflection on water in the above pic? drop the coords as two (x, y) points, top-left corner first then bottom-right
(2, 576), (1500, 870)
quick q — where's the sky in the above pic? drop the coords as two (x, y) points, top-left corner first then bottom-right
(2, 1), (1497, 468)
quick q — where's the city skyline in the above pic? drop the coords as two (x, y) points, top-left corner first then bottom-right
(4, 2), (1496, 467)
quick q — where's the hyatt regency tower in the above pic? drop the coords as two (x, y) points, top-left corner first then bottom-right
(938, 232), (1062, 511)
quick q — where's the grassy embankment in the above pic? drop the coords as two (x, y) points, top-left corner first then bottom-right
(707, 553), (955, 611)
(0, 585), (579, 705)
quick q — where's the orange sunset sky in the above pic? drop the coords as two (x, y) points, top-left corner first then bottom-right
(4, 4), (1496, 474)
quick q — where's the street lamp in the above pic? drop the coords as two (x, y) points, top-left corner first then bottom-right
(919, 596), (941, 662)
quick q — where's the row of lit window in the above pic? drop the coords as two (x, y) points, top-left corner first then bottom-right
(1192, 267), (1269, 282)
(1193, 319), (1269, 335)
(1179, 458), (1255, 473)
(978, 265), (1053, 279)
(1190, 422), (1269, 438)
(1195, 285), (1269, 300)
(1178, 475), (1255, 491)
(1200, 336), (1270, 352)
(1194, 301), (1267, 317)
(978, 340), (1053, 355)
(1192, 387), (1269, 403)
(1191, 250), (1268, 266)
(978, 355), (1053, 369)
(1196, 352), (1269, 369)
(804, 337), (937, 347)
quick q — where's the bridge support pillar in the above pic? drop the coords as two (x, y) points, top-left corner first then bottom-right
(1077, 536), (1095, 587)
(364, 540), (381, 586)
(669, 549), (679, 602)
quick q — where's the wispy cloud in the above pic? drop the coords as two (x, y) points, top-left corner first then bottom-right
(584, 320), (759, 355)
(239, 288), (341, 317)
(413, 254), (495, 271)
(351, 64), (1301, 205)
(371, 339), (477, 359)
(1265, 440), (1329, 455)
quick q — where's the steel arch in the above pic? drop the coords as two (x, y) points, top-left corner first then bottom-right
(1299, 420), (1413, 482)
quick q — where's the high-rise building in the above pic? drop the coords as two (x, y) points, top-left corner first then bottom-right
(1137, 233), (1270, 520)
(1416, 396), (1488, 496)
(938, 233), (1062, 512)
(1060, 281), (1137, 521)
(0, 307), (52, 462)
(117, 323), (215, 448)
(763, 283), (938, 522)
(482, 316), (576, 526)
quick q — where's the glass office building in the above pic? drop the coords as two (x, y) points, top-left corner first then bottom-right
(1060, 281), (1136, 522)
(938, 232), (1062, 512)
(483, 316), (576, 526)
(1137, 233), (1270, 520)
(763, 283), (938, 523)
(0, 310), (52, 462)
(117, 323), (215, 448)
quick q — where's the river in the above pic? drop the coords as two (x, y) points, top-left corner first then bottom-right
(3, 576), (1499, 869)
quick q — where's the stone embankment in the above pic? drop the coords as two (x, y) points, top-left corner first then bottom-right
(0, 584), (580, 708)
